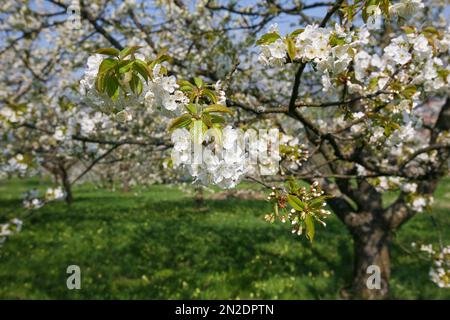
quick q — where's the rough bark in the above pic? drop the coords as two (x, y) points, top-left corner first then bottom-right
(60, 165), (73, 205)
(351, 225), (391, 299)
(328, 184), (393, 299)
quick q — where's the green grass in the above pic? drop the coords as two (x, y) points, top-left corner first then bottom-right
(0, 178), (449, 299)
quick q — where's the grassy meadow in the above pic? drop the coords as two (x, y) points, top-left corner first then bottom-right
(0, 178), (449, 299)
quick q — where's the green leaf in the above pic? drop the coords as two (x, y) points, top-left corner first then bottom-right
(98, 58), (117, 75)
(194, 77), (204, 88)
(402, 85), (417, 99)
(368, 77), (379, 91)
(256, 32), (280, 45)
(362, 6), (368, 23)
(118, 59), (134, 73)
(287, 194), (305, 211)
(380, 0), (390, 18)
(95, 48), (120, 56)
(202, 88), (218, 104)
(305, 215), (315, 242)
(422, 26), (439, 35)
(156, 54), (171, 64)
(203, 104), (233, 115)
(180, 85), (193, 92)
(133, 60), (150, 83)
(185, 103), (197, 115)
(168, 113), (192, 131)
(119, 46), (142, 59)
(286, 37), (296, 62)
(129, 73), (142, 95)
(95, 72), (106, 92)
(329, 34), (346, 47)
(309, 196), (332, 210)
(211, 114), (225, 124)
(105, 76), (119, 99)
(178, 80), (195, 88)
(401, 26), (416, 34)
(287, 177), (298, 193)
(290, 28), (304, 38)
(201, 113), (213, 127)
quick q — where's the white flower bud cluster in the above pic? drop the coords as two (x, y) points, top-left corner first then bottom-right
(279, 134), (309, 171)
(420, 243), (450, 288)
(266, 181), (331, 238)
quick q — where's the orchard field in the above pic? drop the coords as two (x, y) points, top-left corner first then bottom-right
(1, 178), (449, 299)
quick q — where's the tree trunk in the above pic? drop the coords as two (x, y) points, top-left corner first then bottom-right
(351, 227), (391, 299)
(60, 167), (73, 205)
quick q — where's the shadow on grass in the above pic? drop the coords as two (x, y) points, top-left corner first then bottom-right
(0, 180), (449, 299)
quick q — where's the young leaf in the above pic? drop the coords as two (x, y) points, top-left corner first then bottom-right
(133, 60), (150, 83)
(287, 194), (305, 211)
(185, 103), (197, 115)
(211, 114), (225, 123)
(95, 72), (109, 93)
(168, 113), (192, 131)
(201, 113), (213, 127)
(286, 37), (296, 62)
(98, 58), (117, 75)
(119, 46), (142, 59)
(256, 32), (280, 45)
(202, 88), (218, 104)
(105, 76), (119, 99)
(290, 28), (304, 38)
(129, 74), (142, 95)
(118, 59), (134, 73)
(203, 104), (233, 115)
(305, 215), (315, 242)
(95, 48), (120, 56)
(194, 77), (204, 88)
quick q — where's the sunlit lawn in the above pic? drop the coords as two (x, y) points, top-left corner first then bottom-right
(0, 178), (449, 299)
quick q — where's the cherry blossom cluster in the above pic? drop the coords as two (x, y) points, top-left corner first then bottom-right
(371, 176), (434, 212)
(418, 243), (450, 288)
(170, 123), (308, 189)
(1, 153), (29, 176)
(79, 52), (189, 122)
(22, 187), (65, 210)
(171, 126), (247, 189)
(259, 22), (449, 98)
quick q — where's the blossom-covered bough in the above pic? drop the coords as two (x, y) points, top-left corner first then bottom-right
(0, 0), (449, 299)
